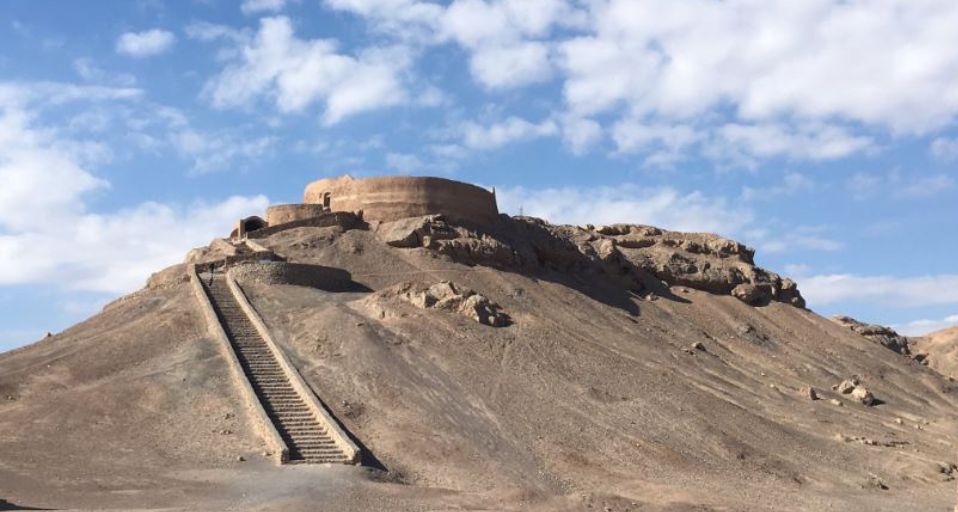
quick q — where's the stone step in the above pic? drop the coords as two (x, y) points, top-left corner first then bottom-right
(204, 275), (351, 466)
(285, 435), (336, 442)
(292, 449), (347, 456)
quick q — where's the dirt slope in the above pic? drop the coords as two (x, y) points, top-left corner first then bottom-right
(914, 326), (958, 379)
(1, 215), (956, 511)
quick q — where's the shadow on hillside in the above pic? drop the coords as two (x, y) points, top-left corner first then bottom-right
(0, 499), (56, 511)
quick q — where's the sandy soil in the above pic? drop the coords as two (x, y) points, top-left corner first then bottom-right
(2, 222), (957, 511)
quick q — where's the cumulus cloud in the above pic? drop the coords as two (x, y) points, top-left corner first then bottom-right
(321, 0), (958, 165)
(559, 0), (958, 134)
(0, 85), (268, 294)
(327, 0), (584, 89)
(496, 184), (752, 234)
(204, 16), (409, 124)
(115, 29), (176, 57)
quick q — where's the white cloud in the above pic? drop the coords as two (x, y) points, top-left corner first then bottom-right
(897, 315), (958, 336)
(205, 16), (409, 124)
(241, 0), (289, 14)
(326, 0), (584, 89)
(610, 121), (874, 168)
(847, 170), (954, 200)
(559, 0), (958, 134)
(496, 183), (752, 234)
(468, 41), (552, 89)
(741, 172), (815, 201)
(745, 224), (842, 255)
(115, 29), (176, 57)
(324, 0), (444, 38)
(385, 152), (424, 173)
(72, 58), (137, 87)
(461, 116), (557, 150)
(438, 0), (586, 89)
(706, 123), (874, 165)
(321, 0), (958, 167)
(0, 196), (269, 293)
(185, 21), (250, 43)
(560, 115), (603, 155)
(611, 121), (701, 167)
(930, 137), (958, 161)
(798, 274), (958, 308)
(0, 84), (268, 294)
(171, 129), (277, 174)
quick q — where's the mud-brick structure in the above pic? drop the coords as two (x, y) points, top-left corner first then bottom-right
(230, 175), (499, 241)
(265, 204), (329, 226)
(303, 175), (499, 224)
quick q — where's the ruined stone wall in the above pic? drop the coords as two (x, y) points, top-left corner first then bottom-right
(246, 211), (361, 239)
(266, 204), (329, 226)
(303, 175), (499, 224)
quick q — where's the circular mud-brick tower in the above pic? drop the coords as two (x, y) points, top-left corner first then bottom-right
(303, 175), (499, 225)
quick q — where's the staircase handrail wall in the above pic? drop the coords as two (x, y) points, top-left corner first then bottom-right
(225, 268), (362, 464)
(188, 264), (290, 464)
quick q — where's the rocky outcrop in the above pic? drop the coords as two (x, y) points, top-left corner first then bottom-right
(374, 281), (510, 327)
(580, 224), (804, 307)
(185, 239), (283, 270)
(375, 215), (806, 308)
(831, 316), (912, 355)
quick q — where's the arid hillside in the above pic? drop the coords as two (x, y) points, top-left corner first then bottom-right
(914, 326), (958, 380)
(1, 214), (956, 512)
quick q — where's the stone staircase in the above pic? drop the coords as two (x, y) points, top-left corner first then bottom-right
(202, 274), (352, 464)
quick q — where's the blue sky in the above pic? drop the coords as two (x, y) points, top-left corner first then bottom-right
(1, 0), (957, 351)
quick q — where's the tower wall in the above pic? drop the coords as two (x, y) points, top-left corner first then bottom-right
(303, 175), (499, 224)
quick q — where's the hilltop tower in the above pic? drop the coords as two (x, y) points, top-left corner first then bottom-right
(302, 175), (499, 224)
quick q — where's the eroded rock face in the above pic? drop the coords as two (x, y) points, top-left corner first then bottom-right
(375, 281), (510, 327)
(587, 224), (804, 307)
(375, 215), (806, 308)
(831, 315), (912, 355)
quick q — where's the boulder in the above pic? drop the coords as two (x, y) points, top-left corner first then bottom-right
(731, 283), (773, 306)
(835, 380), (857, 394)
(851, 386), (876, 406)
(799, 386), (819, 400)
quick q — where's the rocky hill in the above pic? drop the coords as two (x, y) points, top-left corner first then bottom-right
(1, 213), (956, 511)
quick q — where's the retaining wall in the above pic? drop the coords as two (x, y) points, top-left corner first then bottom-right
(229, 262), (353, 291)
